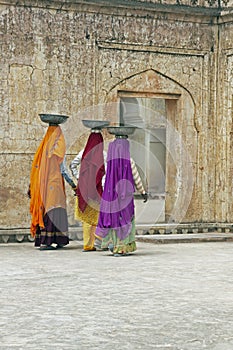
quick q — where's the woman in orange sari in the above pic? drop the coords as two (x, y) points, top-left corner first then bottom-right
(29, 125), (72, 250)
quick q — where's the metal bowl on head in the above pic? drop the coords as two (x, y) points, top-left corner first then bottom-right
(82, 119), (110, 130)
(106, 126), (137, 136)
(39, 114), (69, 125)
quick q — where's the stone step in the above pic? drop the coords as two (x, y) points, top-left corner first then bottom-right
(1, 223), (233, 243)
(136, 232), (233, 244)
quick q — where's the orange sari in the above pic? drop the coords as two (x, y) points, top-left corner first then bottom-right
(29, 126), (66, 237)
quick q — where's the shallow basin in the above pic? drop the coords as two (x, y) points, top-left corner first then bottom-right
(82, 119), (110, 129)
(106, 126), (137, 136)
(39, 114), (69, 125)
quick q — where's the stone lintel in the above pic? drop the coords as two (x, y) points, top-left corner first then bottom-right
(97, 41), (209, 57)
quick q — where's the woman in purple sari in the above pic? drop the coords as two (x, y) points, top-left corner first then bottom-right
(96, 136), (147, 256)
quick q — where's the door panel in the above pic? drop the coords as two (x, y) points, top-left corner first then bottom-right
(120, 97), (166, 224)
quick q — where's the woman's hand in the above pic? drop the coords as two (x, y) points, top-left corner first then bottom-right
(141, 192), (148, 203)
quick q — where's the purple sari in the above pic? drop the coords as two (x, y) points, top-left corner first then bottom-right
(96, 138), (135, 240)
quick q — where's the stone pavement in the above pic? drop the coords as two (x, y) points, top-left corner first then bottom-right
(1, 240), (233, 350)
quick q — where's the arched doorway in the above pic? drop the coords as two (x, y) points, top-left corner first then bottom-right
(103, 69), (196, 225)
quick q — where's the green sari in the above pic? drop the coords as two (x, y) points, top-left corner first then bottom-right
(100, 217), (137, 255)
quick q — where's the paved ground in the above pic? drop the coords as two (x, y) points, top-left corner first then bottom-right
(1, 240), (233, 350)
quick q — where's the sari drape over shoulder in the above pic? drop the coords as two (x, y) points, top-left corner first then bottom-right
(96, 138), (135, 241)
(76, 132), (105, 213)
(29, 126), (66, 237)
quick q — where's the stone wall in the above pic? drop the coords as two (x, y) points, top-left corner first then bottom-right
(0, 0), (233, 233)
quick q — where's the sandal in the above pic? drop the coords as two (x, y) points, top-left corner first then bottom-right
(82, 247), (96, 252)
(39, 245), (57, 250)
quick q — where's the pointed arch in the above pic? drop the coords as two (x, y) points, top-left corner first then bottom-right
(106, 68), (196, 109)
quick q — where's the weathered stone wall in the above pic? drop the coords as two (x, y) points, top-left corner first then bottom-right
(0, 0), (232, 231)
(216, 18), (233, 223)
